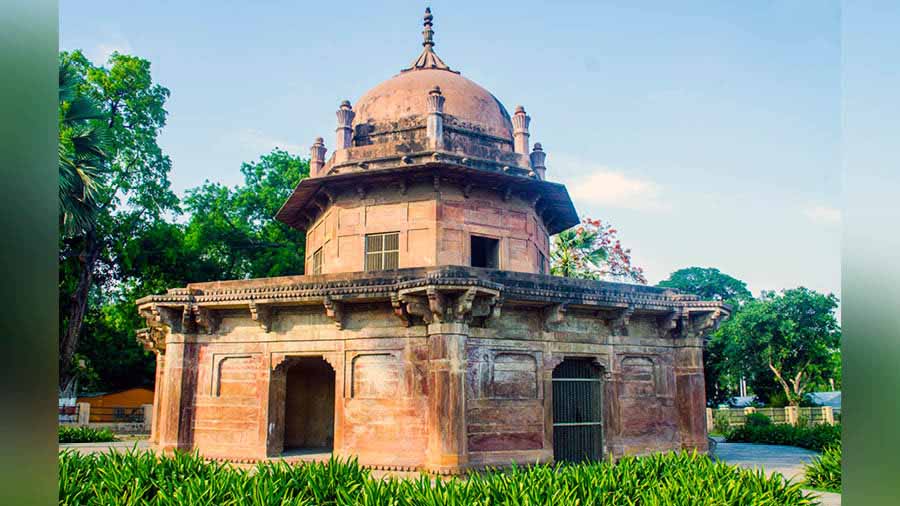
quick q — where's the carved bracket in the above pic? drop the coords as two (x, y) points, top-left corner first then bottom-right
(543, 303), (568, 331)
(249, 301), (274, 332)
(427, 286), (448, 323)
(693, 308), (723, 337)
(609, 306), (635, 336)
(390, 292), (411, 327)
(193, 306), (221, 335)
(136, 326), (167, 354)
(397, 285), (501, 325)
(400, 293), (432, 324)
(323, 296), (344, 329)
(658, 310), (679, 338)
(473, 296), (502, 325)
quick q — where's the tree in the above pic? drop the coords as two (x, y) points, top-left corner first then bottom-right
(657, 267), (753, 306)
(550, 218), (647, 284)
(58, 50), (176, 390)
(58, 60), (109, 237)
(183, 149), (309, 279)
(718, 288), (841, 406)
(75, 149), (309, 391)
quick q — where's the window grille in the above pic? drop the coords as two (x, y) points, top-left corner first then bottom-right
(311, 247), (323, 275)
(365, 232), (399, 271)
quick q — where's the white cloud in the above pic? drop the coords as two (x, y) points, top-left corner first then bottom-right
(87, 41), (134, 65)
(233, 128), (303, 155)
(562, 168), (667, 212)
(803, 204), (842, 226)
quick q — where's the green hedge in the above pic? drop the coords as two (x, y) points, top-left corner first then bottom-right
(805, 444), (841, 492)
(58, 426), (117, 444)
(725, 423), (841, 452)
(59, 449), (817, 505)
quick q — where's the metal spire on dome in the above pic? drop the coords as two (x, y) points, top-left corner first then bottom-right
(402, 7), (456, 73)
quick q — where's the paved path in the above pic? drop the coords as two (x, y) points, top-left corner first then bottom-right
(712, 439), (841, 506)
(60, 440), (150, 454)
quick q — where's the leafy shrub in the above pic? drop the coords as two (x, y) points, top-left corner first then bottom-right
(58, 426), (116, 444)
(726, 423), (841, 452)
(713, 411), (731, 434)
(745, 412), (773, 428)
(805, 444), (841, 492)
(59, 449), (817, 505)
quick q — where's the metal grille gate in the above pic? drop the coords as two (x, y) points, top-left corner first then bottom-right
(552, 359), (603, 462)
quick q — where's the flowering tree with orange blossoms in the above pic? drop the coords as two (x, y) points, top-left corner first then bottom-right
(550, 218), (647, 284)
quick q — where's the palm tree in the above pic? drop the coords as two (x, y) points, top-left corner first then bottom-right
(550, 225), (608, 278)
(58, 60), (108, 237)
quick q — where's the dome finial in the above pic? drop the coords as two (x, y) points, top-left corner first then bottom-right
(402, 7), (457, 73)
(423, 7), (434, 49)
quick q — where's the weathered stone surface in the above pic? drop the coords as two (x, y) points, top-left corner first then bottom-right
(137, 8), (730, 474)
(138, 266), (728, 471)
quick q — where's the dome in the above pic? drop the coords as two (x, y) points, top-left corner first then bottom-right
(353, 69), (514, 140)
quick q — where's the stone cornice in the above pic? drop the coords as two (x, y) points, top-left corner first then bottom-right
(136, 267), (729, 340)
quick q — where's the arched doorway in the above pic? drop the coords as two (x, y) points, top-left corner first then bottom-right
(552, 358), (603, 462)
(284, 357), (335, 452)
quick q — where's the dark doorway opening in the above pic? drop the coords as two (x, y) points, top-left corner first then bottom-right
(552, 358), (603, 462)
(284, 357), (335, 451)
(471, 235), (499, 268)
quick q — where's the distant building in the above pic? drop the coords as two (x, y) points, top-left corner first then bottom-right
(78, 387), (154, 423)
(806, 391), (841, 414)
(726, 395), (758, 408)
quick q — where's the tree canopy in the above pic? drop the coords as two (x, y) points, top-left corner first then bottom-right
(550, 218), (646, 284)
(183, 149), (309, 280)
(59, 50), (176, 391)
(657, 267), (753, 306)
(715, 287), (841, 406)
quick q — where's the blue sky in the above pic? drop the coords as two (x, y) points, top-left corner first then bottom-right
(60, 1), (841, 299)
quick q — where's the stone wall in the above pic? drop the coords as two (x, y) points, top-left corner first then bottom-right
(152, 299), (707, 468)
(304, 180), (550, 275)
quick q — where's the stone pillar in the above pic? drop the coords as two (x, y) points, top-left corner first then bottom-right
(784, 405), (799, 426)
(512, 105), (530, 156)
(150, 352), (165, 444)
(327, 353), (346, 458)
(335, 101), (355, 150)
(157, 340), (196, 452)
(706, 408), (714, 433)
(310, 137), (327, 177)
(76, 402), (91, 425)
(530, 143), (547, 180)
(264, 364), (287, 457)
(822, 406), (835, 425)
(425, 321), (468, 473)
(674, 345), (709, 452)
(426, 86), (445, 150)
(142, 404), (153, 433)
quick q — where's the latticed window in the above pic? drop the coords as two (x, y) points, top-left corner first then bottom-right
(311, 247), (323, 275)
(365, 232), (399, 271)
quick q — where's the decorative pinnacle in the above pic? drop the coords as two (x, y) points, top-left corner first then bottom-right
(423, 7), (434, 48)
(402, 7), (456, 73)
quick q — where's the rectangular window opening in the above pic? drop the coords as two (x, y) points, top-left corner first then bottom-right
(470, 235), (499, 269)
(365, 232), (400, 271)
(311, 247), (323, 275)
